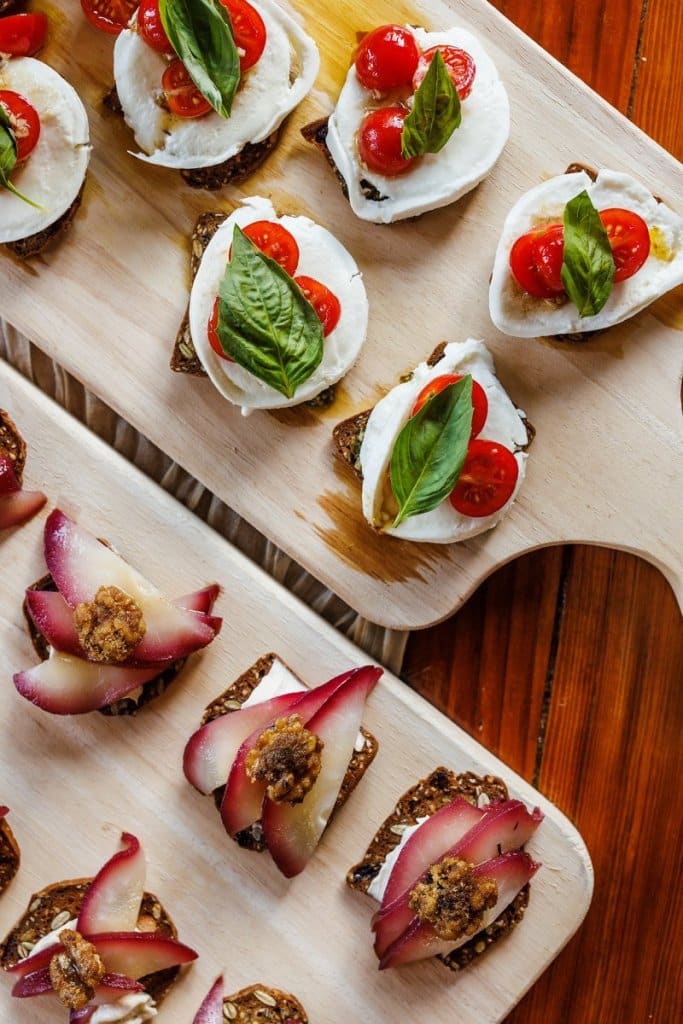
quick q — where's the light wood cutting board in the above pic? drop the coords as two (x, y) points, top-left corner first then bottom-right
(0, 0), (681, 630)
(0, 360), (592, 1023)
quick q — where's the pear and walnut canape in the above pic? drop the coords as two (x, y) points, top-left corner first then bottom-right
(347, 768), (542, 970)
(14, 509), (222, 715)
(0, 807), (20, 896)
(194, 974), (309, 1024)
(1, 832), (197, 1020)
(184, 653), (381, 877)
(0, 410), (46, 530)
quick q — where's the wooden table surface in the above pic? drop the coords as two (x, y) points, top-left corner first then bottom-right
(404, 2), (683, 1020)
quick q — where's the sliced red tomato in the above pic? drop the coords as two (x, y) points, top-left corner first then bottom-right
(509, 229), (563, 299)
(411, 374), (488, 437)
(137, 0), (174, 54)
(0, 13), (48, 56)
(599, 208), (651, 282)
(294, 276), (341, 336)
(354, 24), (420, 91)
(358, 106), (415, 177)
(531, 223), (565, 294)
(0, 91), (40, 162)
(162, 60), (212, 118)
(80, 0), (137, 35)
(241, 221), (300, 275)
(220, 0), (266, 72)
(413, 45), (476, 100)
(449, 439), (519, 518)
(207, 298), (233, 360)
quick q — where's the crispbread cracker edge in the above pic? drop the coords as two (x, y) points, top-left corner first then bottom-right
(0, 409), (27, 485)
(223, 982), (309, 1023)
(0, 816), (20, 896)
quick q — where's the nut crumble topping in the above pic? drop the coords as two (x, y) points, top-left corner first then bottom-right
(49, 929), (105, 1010)
(74, 585), (146, 664)
(245, 714), (323, 804)
(408, 857), (498, 941)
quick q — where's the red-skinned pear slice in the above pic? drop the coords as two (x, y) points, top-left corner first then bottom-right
(175, 584), (221, 614)
(43, 510), (221, 662)
(374, 799), (543, 957)
(193, 974), (224, 1024)
(0, 456), (20, 496)
(84, 933), (198, 978)
(13, 652), (160, 715)
(184, 689), (309, 795)
(0, 805), (8, 818)
(373, 798), (486, 926)
(262, 666), (382, 877)
(220, 667), (362, 837)
(0, 489), (47, 530)
(13, 968), (143, 1001)
(11, 967), (54, 997)
(77, 833), (145, 935)
(378, 851), (541, 969)
(8, 944), (61, 979)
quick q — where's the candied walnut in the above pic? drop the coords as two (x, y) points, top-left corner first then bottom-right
(408, 857), (498, 941)
(245, 714), (324, 804)
(49, 929), (105, 1010)
(74, 585), (146, 664)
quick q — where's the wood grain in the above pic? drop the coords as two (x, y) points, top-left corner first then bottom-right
(632, 0), (683, 160)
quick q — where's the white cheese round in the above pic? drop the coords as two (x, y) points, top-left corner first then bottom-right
(489, 168), (683, 337)
(189, 195), (369, 413)
(0, 57), (90, 244)
(326, 26), (509, 224)
(359, 340), (528, 543)
(113, 0), (319, 170)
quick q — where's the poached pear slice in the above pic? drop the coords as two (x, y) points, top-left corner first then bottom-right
(77, 833), (145, 935)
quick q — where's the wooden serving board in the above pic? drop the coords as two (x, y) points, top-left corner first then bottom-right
(0, 361), (592, 1023)
(1, 0), (681, 631)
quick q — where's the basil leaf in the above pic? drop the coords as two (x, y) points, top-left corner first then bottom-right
(390, 376), (473, 528)
(216, 226), (324, 400)
(401, 49), (462, 159)
(159, 0), (240, 119)
(0, 106), (42, 209)
(560, 190), (615, 317)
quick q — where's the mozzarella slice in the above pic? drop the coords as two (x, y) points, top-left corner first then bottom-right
(0, 57), (90, 244)
(113, 0), (319, 170)
(326, 26), (509, 224)
(359, 340), (528, 543)
(189, 195), (369, 414)
(489, 168), (683, 337)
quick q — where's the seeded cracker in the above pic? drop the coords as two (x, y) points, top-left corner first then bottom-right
(222, 983), (309, 1023)
(346, 767), (531, 973)
(200, 653), (378, 852)
(0, 409), (27, 484)
(0, 816), (20, 895)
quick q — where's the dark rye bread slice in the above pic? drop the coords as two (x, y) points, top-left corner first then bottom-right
(201, 652), (379, 853)
(0, 880), (180, 1004)
(222, 983), (309, 1023)
(0, 409), (28, 485)
(0, 816), (20, 896)
(23, 572), (187, 717)
(347, 767), (532, 973)
(5, 185), (85, 260)
(332, 341), (536, 480)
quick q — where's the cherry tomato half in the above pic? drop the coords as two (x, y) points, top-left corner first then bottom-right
(294, 276), (341, 337)
(599, 208), (651, 282)
(80, 0), (137, 35)
(0, 91), (40, 162)
(137, 0), (174, 54)
(0, 13), (48, 57)
(358, 106), (415, 177)
(162, 60), (212, 118)
(220, 0), (266, 72)
(531, 223), (565, 294)
(239, 221), (300, 276)
(509, 229), (563, 299)
(207, 297), (233, 360)
(354, 24), (420, 91)
(413, 45), (476, 100)
(411, 374), (488, 438)
(449, 439), (519, 518)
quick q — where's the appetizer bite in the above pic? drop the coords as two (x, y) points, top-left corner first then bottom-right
(1, 831), (198, 1017)
(99, 0), (319, 189)
(333, 340), (531, 543)
(184, 653), (381, 877)
(176, 196), (369, 413)
(0, 10), (90, 258)
(194, 974), (309, 1023)
(0, 409), (46, 530)
(14, 509), (222, 715)
(347, 768), (542, 970)
(303, 23), (509, 223)
(0, 807), (20, 897)
(489, 167), (683, 338)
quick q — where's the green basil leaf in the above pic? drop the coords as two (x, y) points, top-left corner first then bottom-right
(401, 49), (462, 159)
(390, 375), (473, 527)
(560, 190), (615, 317)
(0, 106), (42, 209)
(159, 0), (240, 119)
(216, 225), (324, 399)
